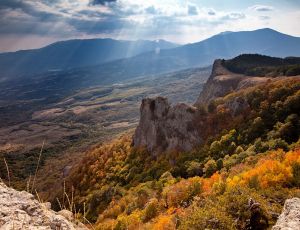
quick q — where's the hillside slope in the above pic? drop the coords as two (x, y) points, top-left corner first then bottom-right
(63, 55), (300, 229)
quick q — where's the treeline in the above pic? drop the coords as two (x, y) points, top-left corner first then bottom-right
(222, 54), (300, 76)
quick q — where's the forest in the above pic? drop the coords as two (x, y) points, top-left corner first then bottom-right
(65, 77), (300, 229)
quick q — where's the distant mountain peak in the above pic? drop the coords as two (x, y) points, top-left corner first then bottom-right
(256, 27), (278, 32)
(218, 31), (233, 35)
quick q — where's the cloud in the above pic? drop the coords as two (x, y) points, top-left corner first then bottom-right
(208, 9), (216, 16)
(221, 12), (245, 21)
(0, 0), (249, 40)
(91, 0), (117, 5)
(0, 0), (119, 36)
(259, 15), (271, 20)
(188, 5), (198, 15)
(145, 6), (159, 15)
(250, 5), (274, 12)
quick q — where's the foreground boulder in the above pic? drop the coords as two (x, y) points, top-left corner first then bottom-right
(272, 198), (300, 230)
(0, 183), (87, 230)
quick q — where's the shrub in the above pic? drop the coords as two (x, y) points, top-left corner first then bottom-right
(163, 178), (202, 208)
(153, 215), (176, 230)
(204, 159), (217, 177)
(292, 162), (300, 187)
(186, 161), (203, 177)
(142, 198), (159, 222)
(179, 200), (234, 230)
(216, 159), (223, 170)
(248, 175), (260, 190)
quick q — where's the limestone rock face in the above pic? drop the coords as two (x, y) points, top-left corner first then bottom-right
(133, 60), (271, 153)
(272, 198), (300, 230)
(195, 60), (242, 105)
(133, 97), (201, 153)
(195, 60), (271, 106)
(0, 183), (87, 230)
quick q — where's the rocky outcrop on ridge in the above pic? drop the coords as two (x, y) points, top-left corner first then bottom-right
(133, 97), (201, 153)
(195, 59), (270, 106)
(133, 59), (272, 152)
(0, 182), (87, 230)
(272, 197), (300, 230)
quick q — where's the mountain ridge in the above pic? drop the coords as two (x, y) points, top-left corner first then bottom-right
(1, 28), (300, 82)
(0, 38), (178, 79)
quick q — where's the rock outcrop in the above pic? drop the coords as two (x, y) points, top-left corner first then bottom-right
(133, 97), (201, 153)
(133, 59), (272, 152)
(195, 60), (270, 106)
(0, 182), (87, 230)
(272, 198), (300, 230)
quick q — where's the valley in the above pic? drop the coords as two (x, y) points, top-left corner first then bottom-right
(0, 66), (211, 190)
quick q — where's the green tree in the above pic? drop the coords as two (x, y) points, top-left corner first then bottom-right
(204, 159), (217, 177)
(186, 161), (203, 177)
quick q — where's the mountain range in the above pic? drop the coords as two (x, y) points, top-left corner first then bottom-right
(1, 28), (300, 83)
(0, 39), (177, 80)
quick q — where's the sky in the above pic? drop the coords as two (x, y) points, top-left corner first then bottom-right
(0, 0), (300, 52)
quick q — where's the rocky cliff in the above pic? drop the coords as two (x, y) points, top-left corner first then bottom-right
(0, 183), (87, 230)
(272, 198), (300, 230)
(133, 59), (270, 152)
(195, 59), (270, 105)
(133, 97), (201, 153)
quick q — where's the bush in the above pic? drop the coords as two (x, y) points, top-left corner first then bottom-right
(267, 138), (289, 151)
(204, 159), (217, 177)
(216, 159), (223, 170)
(186, 161), (203, 177)
(142, 198), (159, 222)
(248, 175), (260, 190)
(292, 162), (300, 187)
(179, 200), (234, 230)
